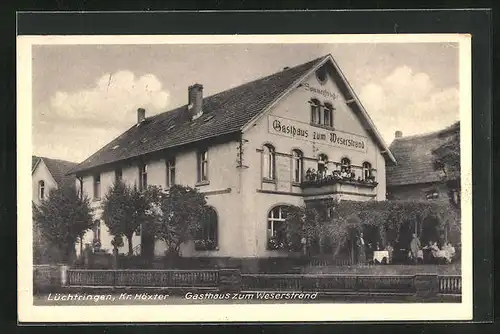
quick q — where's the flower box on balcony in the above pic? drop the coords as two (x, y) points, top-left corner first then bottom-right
(301, 176), (378, 189)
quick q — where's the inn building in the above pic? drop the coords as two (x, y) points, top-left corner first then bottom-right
(70, 54), (396, 261)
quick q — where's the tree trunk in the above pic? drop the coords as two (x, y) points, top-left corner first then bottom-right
(127, 234), (133, 256)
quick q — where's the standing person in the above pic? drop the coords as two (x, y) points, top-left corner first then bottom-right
(410, 233), (421, 264)
(356, 232), (366, 265)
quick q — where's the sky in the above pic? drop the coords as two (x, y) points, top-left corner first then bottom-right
(31, 42), (460, 163)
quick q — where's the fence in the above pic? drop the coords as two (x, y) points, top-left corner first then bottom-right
(35, 267), (462, 298)
(241, 274), (416, 294)
(33, 265), (64, 292)
(67, 269), (220, 289)
(438, 275), (462, 295)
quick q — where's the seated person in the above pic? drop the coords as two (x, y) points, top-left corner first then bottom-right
(332, 170), (341, 179)
(350, 170), (356, 180)
(340, 170), (348, 179)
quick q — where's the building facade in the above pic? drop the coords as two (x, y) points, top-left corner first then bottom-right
(71, 54), (396, 261)
(386, 123), (460, 207)
(386, 123), (461, 245)
(32, 156), (78, 206)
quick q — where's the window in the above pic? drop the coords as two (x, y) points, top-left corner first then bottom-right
(362, 162), (372, 180)
(316, 66), (328, 84)
(267, 206), (289, 250)
(139, 163), (148, 191)
(197, 149), (209, 182)
(166, 157), (176, 187)
(262, 144), (276, 180)
(310, 99), (321, 125)
(38, 180), (45, 200)
(318, 154), (329, 175)
(115, 168), (122, 183)
(93, 174), (101, 200)
(340, 157), (351, 173)
(195, 207), (218, 251)
(323, 103), (334, 128)
(292, 150), (303, 183)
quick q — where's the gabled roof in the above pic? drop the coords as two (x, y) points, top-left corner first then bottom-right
(32, 155), (40, 171)
(33, 156), (78, 188)
(386, 122), (460, 187)
(70, 54), (395, 174)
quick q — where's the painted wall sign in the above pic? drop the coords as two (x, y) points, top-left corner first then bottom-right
(268, 115), (367, 153)
(303, 82), (339, 100)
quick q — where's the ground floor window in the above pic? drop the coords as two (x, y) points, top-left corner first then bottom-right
(195, 207), (218, 251)
(267, 205), (289, 250)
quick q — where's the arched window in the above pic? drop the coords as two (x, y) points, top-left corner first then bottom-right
(267, 205), (289, 250)
(362, 162), (372, 180)
(341, 157), (351, 173)
(263, 144), (275, 180)
(317, 153), (329, 175)
(195, 207), (218, 251)
(310, 99), (321, 125)
(292, 149), (303, 183)
(323, 103), (334, 128)
(38, 180), (45, 200)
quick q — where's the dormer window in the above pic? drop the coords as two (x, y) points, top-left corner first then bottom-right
(38, 180), (45, 200)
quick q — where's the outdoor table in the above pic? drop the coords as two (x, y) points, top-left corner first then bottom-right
(373, 250), (389, 264)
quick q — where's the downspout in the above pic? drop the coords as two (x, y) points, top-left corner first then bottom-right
(76, 175), (84, 256)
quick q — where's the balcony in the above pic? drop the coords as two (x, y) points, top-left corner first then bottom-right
(300, 171), (378, 199)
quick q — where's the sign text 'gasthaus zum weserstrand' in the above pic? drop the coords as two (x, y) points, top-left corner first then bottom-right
(268, 115), (367, 153)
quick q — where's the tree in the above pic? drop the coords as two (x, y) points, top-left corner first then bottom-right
(34, 185), (94, 263)
(148, 185), (209, 258)
(101, 180), (150, 256)
(285, 199), (460, 258)
(433, 122), (461, 209)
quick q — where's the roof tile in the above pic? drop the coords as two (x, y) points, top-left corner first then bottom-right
(71, 56), (327, 174)
(386, 122), (460, 187)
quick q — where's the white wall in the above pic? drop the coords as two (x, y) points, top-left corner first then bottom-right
(32, 160), (57, 206)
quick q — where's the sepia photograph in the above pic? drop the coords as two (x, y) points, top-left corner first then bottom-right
(18, 34), (472, 322)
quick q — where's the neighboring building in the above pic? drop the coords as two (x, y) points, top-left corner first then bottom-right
(386, 122), (460, 207)
(69, 54), (396, 262)
(32, 156), (78, 206)
(32, 155), (79, 263)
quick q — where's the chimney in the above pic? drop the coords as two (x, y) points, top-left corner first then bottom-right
(395, 130), (403, 139)
(188, 83), (203, 120)
(137, 108), (146, 124)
